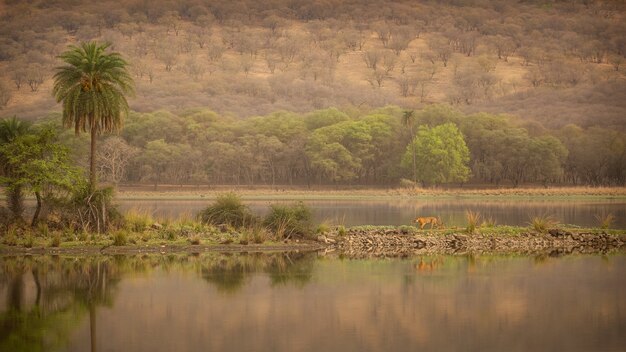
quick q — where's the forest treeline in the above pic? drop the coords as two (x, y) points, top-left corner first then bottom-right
(38, 104), (625, 188)
(0, 0), (625, 129)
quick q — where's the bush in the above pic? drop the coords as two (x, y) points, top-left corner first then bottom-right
(529, 214), (558, 233)
(198, 193), (256, 228)
(263, 202), (313, 239)
(112, 230), (128, 246)
(50, 232), (61, 247)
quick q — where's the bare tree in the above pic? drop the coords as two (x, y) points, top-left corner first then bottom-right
(363, 50), (382, 69)
(96, 137), (139, 185)
(207, 41), (226, 62)
(367, 68), (388, 88)
(26, 64), (45, 92)
(0, 82), (11, 109)
(428, 35), (452, 67)
(183, 57), (206, 80)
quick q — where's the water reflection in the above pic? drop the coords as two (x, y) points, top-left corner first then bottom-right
(118, 198), (626, 228)
(0, 253), (624, 352)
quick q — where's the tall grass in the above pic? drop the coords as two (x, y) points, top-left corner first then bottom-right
(594, 212), (616, 229)
(465, 210), (481, 234)
(263, 202), (313, 239)
(124, 208), (154, 232)
(529, 214), (558, 233)
(197, 193), (256, 228)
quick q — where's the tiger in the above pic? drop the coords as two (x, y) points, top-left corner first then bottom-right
(413, 216), (443, 229)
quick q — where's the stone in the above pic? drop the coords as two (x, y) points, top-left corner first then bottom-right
(151, 223), (163, 230)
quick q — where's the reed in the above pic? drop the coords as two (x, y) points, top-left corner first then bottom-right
(594, 212), (616, 229)
(529, 214), (558, 233)
(465, 210), (482, 234)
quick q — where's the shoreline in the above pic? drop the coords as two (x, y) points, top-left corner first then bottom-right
(2, 227), (624, 257)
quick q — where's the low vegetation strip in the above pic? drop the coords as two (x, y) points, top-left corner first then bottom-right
(112, 186), (626, 201)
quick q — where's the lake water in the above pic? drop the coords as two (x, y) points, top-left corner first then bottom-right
(0, 253), (625, 351)
(118, 198), (626, 229)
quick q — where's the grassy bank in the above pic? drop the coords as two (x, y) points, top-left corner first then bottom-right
(2, 222), (624, 256)
(111, 186), (626, 201)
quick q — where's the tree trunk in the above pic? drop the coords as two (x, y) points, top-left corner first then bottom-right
(7, 185), (24, 222)
(90, 126), (97, 191)
(31, 191), (42, 227)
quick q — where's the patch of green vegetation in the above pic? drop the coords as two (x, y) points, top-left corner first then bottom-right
(263, 202), (313, 239)
(198, 193), (257, 228)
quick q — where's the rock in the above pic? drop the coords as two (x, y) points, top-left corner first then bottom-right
(151, 223), (163, 230)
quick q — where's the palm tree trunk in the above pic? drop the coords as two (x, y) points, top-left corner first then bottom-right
(90, 126), (97, 191)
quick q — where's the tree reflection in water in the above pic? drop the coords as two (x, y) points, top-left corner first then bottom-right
(0, 256), (122, 352)
(0, 252), (316, 350)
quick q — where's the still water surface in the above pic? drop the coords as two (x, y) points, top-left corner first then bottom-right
(119, 198), (626, 228)
(1, 253), (625, 351)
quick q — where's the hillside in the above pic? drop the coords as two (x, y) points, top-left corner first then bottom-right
(0, 0), (625, 130)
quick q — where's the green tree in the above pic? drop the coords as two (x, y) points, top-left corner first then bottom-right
(0, 127), (79, 226)
(0, 117), (32, 221)
(52, 41), (134, 191)
(402, 123), (470, 186)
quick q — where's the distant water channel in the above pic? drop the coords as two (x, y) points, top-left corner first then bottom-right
(1, 253), (625, 352)
(118, 198), (626, 228)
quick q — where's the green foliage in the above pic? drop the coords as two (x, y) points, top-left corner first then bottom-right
(402, 123), (470, 186)
(50, 232), (61, 247)
(263, 202), (313, 239)
(337, 225), (347, 237)
(198, 193), (255, 228)
(67, 183), (117, 233)
(53, 41), (134, 188)
(0, 122), (80, 225)
(316, 223), (330, 234)
(112, 230), (128, 246)
(594, 213), (615, 230)
(529, 214), (558, 233)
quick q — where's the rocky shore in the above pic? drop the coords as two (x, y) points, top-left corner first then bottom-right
(318, 227), (626, 258)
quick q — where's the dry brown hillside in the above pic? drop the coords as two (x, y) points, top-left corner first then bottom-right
(0, 0), (624, 129)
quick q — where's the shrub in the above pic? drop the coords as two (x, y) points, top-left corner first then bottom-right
(198, 193), (255, 228)
(337, 225), (347, 237)
(465, 210), (481, 234)
(529, 214), (558, 233)
(188, 234), (201, 245)
(316, 222), (330, 234)
(50, 232), (61, 247)
(594, 213), (615, 229)
(24, 233), (34, 248)
(252, 227), (268, 244)
(263, 202), (313, 239)
(481, 217), (497, 228)
(67, 183), (118, 233)
(112, 230), (128, 246)
(124, 208), (154, 232)
(3, 226), (18, 246)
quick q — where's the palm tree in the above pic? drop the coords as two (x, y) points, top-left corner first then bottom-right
(53, 42), (134, 190)
(0, 116), (32, 220)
